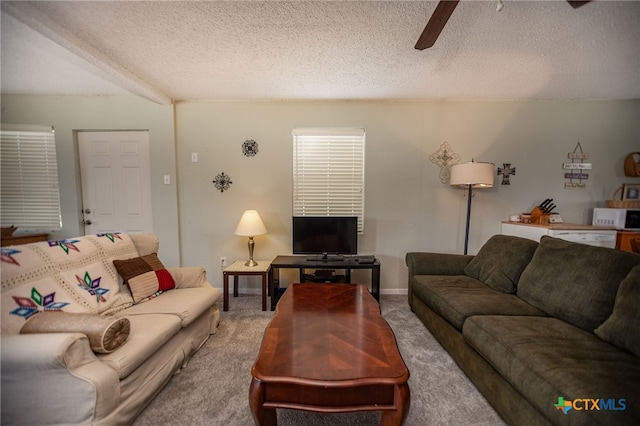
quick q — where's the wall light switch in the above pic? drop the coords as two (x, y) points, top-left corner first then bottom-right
(191, 152), (198, 162)
(163, 174), (171, 185)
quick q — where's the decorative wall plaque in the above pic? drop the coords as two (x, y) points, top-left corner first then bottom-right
(242, 139), (259, 157)
(564, 143), (589, 189)
(430, 142), (460, 184)
(213, 172), (233, 192)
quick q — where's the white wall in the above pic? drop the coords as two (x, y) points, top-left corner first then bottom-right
(0, 95), (181, 266)
(175, 100), (640, 292)
(2, 96), (639, 292)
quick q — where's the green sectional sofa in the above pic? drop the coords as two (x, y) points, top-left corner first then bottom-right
(406, 235), (640, 426)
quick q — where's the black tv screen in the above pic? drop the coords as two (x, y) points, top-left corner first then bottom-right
(292, 216), (358, 255)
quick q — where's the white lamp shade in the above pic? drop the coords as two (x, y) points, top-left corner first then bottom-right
(450, 162), (494, 188)
(234, 210), (268, 236)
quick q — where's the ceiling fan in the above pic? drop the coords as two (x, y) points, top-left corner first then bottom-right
(415, 0), (591, 50)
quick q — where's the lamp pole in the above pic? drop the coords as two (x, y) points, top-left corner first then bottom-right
(463, 185), (473, 255)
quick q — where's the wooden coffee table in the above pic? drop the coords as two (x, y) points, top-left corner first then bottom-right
(249, 283), (410, 425)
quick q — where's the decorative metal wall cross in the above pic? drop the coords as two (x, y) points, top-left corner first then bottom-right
(430, 142), (461, 184)
(497, 163), (516, 185)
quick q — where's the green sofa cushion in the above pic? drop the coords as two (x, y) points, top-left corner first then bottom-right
(463, 315), (640, 425)
(517, 236), (640, 331)
(411, 274), (546, 330)
(464, 234), (539, 293)
(595, 265), (640, 358)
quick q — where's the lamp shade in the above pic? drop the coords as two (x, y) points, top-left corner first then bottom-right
(450, 162), (494, 188)
(234, 210), (268, 236)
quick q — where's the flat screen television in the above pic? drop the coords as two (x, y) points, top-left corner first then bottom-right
(292, 216), (358, 257)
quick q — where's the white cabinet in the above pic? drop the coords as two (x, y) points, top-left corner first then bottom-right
(501, 222), (617, 248)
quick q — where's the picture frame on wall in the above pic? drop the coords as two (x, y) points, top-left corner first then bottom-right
(622, 183), (640, 201)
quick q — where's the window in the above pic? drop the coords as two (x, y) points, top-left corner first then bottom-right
(1, 124), (62, 231)
(292, 128), (365, 232)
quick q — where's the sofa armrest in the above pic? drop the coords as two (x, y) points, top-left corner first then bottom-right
(405, 252), (473, 307)
(1, 333), (120, 425)
(406, 252), (473, 276)
(129, 233), (160, 256)
(167, 266), (210, 289)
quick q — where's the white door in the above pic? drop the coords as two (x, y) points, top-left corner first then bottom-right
(78, 131), (153, 235)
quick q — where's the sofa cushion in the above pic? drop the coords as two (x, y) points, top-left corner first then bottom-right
(411, 274), (546, 330)
(517, 236), (640, 331)
(463, 235), (539, 293)
(115, 287), (219, 327)
(97, 313), (182, 379)
(463, 315), (640, 425)
(20, 311), (130, 353)
(113, 254), (175, 304)
(595, 265), (640, 358)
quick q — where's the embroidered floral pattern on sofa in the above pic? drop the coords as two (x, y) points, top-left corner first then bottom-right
(96, 232), (123, 243)
(48, 239), (81, 254)
(1, 248), (21, 266)
(11, 287), (70, 319)
(2, 233), (140, 335)
(76, 272), (109, 302)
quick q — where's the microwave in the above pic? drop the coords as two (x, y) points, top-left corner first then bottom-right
(592, 208), (640, 230)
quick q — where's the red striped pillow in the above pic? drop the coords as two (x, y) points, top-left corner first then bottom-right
(113, 253), (175, 303)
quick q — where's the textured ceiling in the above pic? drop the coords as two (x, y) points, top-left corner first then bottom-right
(1, 1), (639, 104)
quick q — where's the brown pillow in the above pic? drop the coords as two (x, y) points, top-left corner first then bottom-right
(20, 312), (130, 353)
(595, 265), (640, 358)
(113, 253), (175, 303)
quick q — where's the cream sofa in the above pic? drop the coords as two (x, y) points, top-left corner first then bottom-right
(1, 233), (221, 425)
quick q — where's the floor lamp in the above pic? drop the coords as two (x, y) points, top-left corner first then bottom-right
(450, 161), (494, 255)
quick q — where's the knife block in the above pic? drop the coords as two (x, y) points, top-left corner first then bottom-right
(529, 207), (550, 225)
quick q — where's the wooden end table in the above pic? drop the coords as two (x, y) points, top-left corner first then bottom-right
(223, 260), (271, 311)
(249, 283), (410, 425)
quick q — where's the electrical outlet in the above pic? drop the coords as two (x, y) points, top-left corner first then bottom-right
(220, 257), (227, 267)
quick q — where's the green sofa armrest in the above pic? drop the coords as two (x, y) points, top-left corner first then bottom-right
(406, 252), (473, 276)
(405, 252), (473, 306)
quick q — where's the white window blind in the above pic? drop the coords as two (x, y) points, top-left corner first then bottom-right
(1, 124), (62, 231)
(292, 128), (365, 232)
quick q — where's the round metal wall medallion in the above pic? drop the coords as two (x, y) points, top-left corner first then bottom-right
(242, 139), (259, 157)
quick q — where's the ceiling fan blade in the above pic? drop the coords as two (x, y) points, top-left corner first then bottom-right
(415, 0), (460, 50)
(567, 1), (591, 9)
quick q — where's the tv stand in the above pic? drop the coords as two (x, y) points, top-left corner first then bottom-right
(303, 269), (343, 283)
(269, 255), (380, 311)
(306, 253), (344, 262)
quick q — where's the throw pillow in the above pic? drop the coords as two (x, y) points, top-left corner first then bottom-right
(20, 312), (130, 353)
(464, 234), (539, 293)
(113, 253), (175, 303)
(595, 265), (640, 358)
(517, 236), (640, 331)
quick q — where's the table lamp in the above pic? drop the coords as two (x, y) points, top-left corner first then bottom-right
(450, 160), (494, 255)
(235, 210), (268, 267)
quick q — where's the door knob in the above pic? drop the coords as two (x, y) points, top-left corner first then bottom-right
(84, 208), (92, 214)
(82, 219), (92, 225)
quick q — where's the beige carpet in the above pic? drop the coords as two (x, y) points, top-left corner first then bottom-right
(133, 293), (505, 425)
